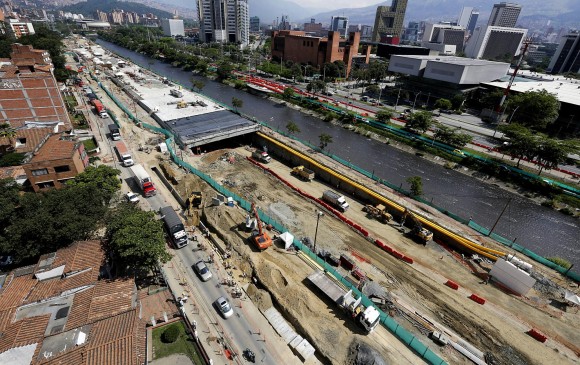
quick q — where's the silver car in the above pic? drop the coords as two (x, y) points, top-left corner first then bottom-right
(214, 296), (234, 318)
(193, 260), (212, 282)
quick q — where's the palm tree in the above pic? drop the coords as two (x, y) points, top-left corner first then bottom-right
(286, 121), (300, 136)
(0, 123), (17, 151)
(319, 133), (333, 150)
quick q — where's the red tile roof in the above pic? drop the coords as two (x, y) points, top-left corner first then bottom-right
(0, 127), (53, 153)
(30, 134), (78, 162)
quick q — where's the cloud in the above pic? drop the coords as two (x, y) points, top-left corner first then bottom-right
(293, 0), (381, 8)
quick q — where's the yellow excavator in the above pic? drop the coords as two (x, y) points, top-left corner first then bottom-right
(400, 208), (433, 244)
(363, 204), (393, 224)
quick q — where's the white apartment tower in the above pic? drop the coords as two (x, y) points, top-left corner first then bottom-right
(197, 0), (249, 48)
(488, 2), (522, 28)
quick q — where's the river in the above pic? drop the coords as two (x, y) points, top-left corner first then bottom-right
(96, 39), (580, 272)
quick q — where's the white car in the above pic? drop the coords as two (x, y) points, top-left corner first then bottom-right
(193, 260), (213, 282)
(125, 192), (140, 203)
(214, 296), (234, 318)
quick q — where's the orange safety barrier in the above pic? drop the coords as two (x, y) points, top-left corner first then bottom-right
(469, 294), (486, 305)
(402, 256), (414, 264)
(527, 329), (548, 343)
(445, 280), (459, 290)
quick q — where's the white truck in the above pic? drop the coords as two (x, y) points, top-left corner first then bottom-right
(129, 164), (156, 197)
(252, 149), (271, 163)
(115, 141), (134, 167)
(308, 270), (380, 333)
(322, 190), (349, 212)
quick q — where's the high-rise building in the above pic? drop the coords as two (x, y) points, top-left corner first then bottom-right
(161, 19), (185, 37)
(548, 32), (580, 74)
(0, 44), (71, 131)
(304, 18), (323, 35)
(465, 26), (527, 60)
(197, 0), (250, 47)
(372, 0), (408, 44)
(330, 16), (348, 36)
(488, 2), (522, 28)
(250, 16), (260, 32)
(457, 6), (479, 35)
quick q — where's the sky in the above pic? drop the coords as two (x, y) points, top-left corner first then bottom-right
(291, 0), (383, 8)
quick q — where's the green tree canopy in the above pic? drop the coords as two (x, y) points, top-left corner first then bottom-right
(286, 121), (301, 135)
(231, 97), (243, 111)
(434, 124), (473, 148)
(535, 137), (578, 175)
(406, 176), (423, 196)
(405, 111), (433, 134)
(282, 87), (295, 100)
(66, 165), (121, 204)
(319, 133), (333, 150)
(434, 98), (452, 111)
(499, 124), (538, 168)
(365, 84), (380, 96)
(375, 109), (393, 124)
(216, 60), (233, 80)
(508, 90), (560, 129)
(106, 204), (171, 274)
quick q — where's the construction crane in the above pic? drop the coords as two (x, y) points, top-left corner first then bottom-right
(250, 202), (272, 250)
(400, 208), (433, 244)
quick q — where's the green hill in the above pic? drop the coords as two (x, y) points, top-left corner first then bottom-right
(62, 0), (173, 20)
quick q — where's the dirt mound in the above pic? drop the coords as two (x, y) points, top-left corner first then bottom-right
(347, 341), (388, 365)
(246, 283), (273, 312)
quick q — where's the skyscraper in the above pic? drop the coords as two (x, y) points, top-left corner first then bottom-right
(488, 2), (522, 28)
(457, 6), (479, 35)
(372, 0), (408, 44)
(197, 0), (249, 47)
(331, 16), (348, 37)
(548, 32), (580, 74)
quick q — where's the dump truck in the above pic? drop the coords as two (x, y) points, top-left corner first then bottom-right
(91, 99), (108, 118)
(400, 208), (433, 244)
(130, 164), (156, 197)
(114, 141), (134, 167)
(322, 190), (349, 212)
(363, 204), (392, 223)
(291, 166), (315, 181)
(108, 124), (121, 141)
(307, 270), (380, 333)
(251, 149), (271, 163)
(159, 206), (188, 248)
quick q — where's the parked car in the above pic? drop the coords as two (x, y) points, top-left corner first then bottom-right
(453, 149), (466, 157)
(214, 296), (234, 318)
(193, 260), (212, 282)
(125, 192), (140, 203)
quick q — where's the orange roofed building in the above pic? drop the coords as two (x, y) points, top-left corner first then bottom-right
(0, 240), (146, 365)
(23, 134), (89, 192)
(271, 30), (370, 77)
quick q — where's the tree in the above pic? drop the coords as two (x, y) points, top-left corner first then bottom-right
(434, 98), (452, 111)
(282, 87), (295, 100)
(365, 84), (380, 96)
(375, 109), (393, 124)
(216, 60), (233, 80)
(451, 94), (466, 110)
(405, 111), (433, 133)
(0, 123), (17, 149)
(434, 124), (473, 147)
(0, 152), (25, 167)
(286, 121), (301, 135)
(508, 90), (560, 129)
(480, 89), (504, 109)
(499, 124), (538, 168)
(106, 204), (171, 275)
(161, 324), (180, 343)
(535, 137), (577, 175)
(66, 165), (121, 204)
(192, 79), (205, 92)
(307, 80), (326, 93)
(406, 176), (423, 196)
(319, 133), (333, 150)
(231, 97), (243, 111)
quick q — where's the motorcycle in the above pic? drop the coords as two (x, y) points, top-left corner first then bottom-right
(243, 348), (255, 363)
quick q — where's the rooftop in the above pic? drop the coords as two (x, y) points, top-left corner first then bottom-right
(482, 69), (580, 106)
(392, 55), (509, 67)
(29, 134), (78, 163)
(0, 241), (145, 365)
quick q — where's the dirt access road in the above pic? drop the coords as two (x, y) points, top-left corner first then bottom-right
(167, 141), (579, 365)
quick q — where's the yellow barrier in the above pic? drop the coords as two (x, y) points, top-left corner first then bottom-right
(258, 132), (506, 261)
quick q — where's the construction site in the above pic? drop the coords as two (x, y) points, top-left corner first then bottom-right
(152, 132), (580, 365)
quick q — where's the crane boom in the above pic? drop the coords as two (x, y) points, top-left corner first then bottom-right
(250, 202), (272, 250)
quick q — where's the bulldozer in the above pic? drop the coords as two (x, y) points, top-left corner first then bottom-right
(363, 204), (393, 224)
(400, 208), (433, 244)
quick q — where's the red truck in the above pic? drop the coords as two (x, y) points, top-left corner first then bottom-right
(91, 99), (108, 118)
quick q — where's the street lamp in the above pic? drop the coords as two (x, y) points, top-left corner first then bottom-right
(313, 211), (324, 255)
(507, 105), (520, 124)
(412, 91), (422, 112)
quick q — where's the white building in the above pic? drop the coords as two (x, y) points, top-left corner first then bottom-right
(457, 6), (479, 35)
(465, 26), (527, 60)
(548, 32), (580, 74)
(197, 0), (249, 48)
(7, 19), (35, 38)
(162, 19), (185, 37)
(488, 2), (522, 28)
(421, 23), (466, 54)
(388, 55), (510, 85)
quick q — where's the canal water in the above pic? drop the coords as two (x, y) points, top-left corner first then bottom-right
(97, 40), (580, 271)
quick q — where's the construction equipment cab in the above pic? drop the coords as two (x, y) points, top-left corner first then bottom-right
(249, 202), (272, 250)
(400, 208), (433, 244)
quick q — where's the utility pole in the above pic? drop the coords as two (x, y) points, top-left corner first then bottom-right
(394, 87), (401, 112)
